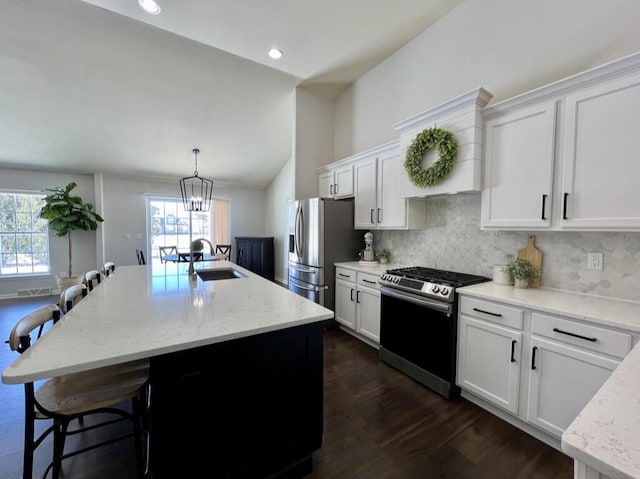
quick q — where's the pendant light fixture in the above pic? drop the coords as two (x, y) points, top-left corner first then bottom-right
(179, 148), (213, 212)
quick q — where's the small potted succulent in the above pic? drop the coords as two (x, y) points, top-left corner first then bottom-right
(376, 248), (391, 264)
(507, 257), (540, 289)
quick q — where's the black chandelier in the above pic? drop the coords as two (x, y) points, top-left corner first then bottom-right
(179, 148), (213, 212)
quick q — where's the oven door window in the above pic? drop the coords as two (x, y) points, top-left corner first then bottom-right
(380, 291), (453, 381)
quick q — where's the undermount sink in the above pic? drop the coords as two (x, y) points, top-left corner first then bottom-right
(196, 268), (246, 281)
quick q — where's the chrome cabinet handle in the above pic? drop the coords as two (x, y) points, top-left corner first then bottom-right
(330, 184), (333, 195)
(335, 183), (338, 194)
(370, 209), (375, 224)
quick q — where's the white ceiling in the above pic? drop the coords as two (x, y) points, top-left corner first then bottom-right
(0, 0), (462, 189)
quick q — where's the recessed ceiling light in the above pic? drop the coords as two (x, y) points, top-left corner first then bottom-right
(268, 48), (283, 60)
(138, 0), (161, 15)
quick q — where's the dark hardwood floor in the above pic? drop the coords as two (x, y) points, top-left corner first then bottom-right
(0, 296), (573, 478)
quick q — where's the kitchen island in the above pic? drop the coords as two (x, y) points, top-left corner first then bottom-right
(2, 262), (333, 478)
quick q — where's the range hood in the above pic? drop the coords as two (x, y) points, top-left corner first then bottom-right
(393, 87), (493, 198)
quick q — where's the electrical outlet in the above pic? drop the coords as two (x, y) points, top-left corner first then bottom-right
(587, 252), (603, 270)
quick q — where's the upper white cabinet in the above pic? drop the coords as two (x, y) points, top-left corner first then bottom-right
(353, 141), (426, 230)
(481, 52), (640, 231)
(481, 102), (556, 229)
(318, 164), (354, 199)
(561, 73), (640, 229)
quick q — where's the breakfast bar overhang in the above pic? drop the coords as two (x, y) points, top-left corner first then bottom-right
(2, 262), (333, 478)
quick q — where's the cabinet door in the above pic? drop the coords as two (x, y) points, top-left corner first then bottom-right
(356, 286), (380, 344)
(561, 72), (640, 230)
(354, 158), (377, 229)
(318, 171), (334, 199)
(334, 165), (354, 199)
(335, 278), (356, 330)
(481, 102), (556, 229)
(527, 336), (619, 438)
(457, 315), (522, 414)
(376, 152), (407, 229)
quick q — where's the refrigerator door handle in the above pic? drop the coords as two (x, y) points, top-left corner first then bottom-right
(289, 263), (316, 274)
(294, 204), (303, 258)
(289, 277), (327, 292)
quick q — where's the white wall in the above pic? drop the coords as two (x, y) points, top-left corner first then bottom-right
(333, 0), (640, 302)
(0, 169), (267, 297)
(265, 157), (295, 285)
(0, 169), (98, 297)
(335, 0), (640, 159)
(99, 175), (266, 267)
(293, 87), (335, 200)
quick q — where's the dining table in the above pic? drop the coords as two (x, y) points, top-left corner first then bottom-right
(162, 251), (225, 262)
(2, 261), (332, 478)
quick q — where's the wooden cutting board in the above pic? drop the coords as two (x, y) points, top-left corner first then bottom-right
(518, 235), (543, 288)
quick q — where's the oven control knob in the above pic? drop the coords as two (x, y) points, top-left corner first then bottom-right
(393, 277), (400, 283)
(381, 275), (387, 281)
(432, 285), (440, 293)
(440, 287), (449, 296)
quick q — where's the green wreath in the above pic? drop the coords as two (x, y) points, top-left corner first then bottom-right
(404, 127), (457, 187)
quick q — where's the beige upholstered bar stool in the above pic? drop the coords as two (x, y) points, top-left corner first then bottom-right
(7, 304), (149, 479)
(59, 283), (87, 314)
(103, 261), (115, 277)
(84, 270), (101, 291)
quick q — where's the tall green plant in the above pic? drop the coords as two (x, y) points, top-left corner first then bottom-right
(39, 182), (104, 277)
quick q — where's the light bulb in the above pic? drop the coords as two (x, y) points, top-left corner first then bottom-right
(138, 0), (161, 15)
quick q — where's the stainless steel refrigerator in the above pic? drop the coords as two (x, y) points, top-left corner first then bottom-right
(288, 197), (362, 312)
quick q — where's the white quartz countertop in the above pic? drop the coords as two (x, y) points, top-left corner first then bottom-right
(2, 262), (333, 385)
(562, 343), (640, 479)
(457, 281), (640, 478)
(457, 282), (640, 332)
(334, 261), (406, 276)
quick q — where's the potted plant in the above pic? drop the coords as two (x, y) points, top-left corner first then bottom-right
(39, 182), (104, 288)
(507, 257), (540, 289)
(376, 248), (391, 264)
(190, 239), (204, 252)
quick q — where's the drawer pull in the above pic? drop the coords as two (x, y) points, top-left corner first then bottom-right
(541, 194), (547, 220)
(473, 307), (502, 317)
(350, 288), (354, 302)
(362, 279), (376, 284)
(552, 327), (597, 342)
(510, 340), (517, 363)
(338, 273), (351, 278)
(531, 346), (538, 370)
(563, 193), (569, 220)
(356, 291), (361, 304)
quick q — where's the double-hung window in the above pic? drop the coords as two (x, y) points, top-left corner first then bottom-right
(0, 191), (49, 276)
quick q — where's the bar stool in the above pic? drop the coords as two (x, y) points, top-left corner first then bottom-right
(84, 270), (101, 291)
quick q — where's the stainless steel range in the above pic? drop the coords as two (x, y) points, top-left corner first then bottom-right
(378, 266), (490, 399)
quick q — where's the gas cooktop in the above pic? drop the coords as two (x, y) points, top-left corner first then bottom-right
(378, 266), (490, 302)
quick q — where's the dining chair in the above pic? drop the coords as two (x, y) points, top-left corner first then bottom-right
(136, 249), (146, 265)
(158, 246), (177, 264)
(103, 261), (115, 277)
(215, 244), (232, 261)
(84, 269), (101, 291)
(7, 304), (149, 479)
(59, 283), (87, 314)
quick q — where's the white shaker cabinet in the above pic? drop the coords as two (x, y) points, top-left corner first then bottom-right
(353, 142), (426, 230)
(481, 102), (556, 229)
(560, 72), (640, 229)
(457, 297), (524, 414)
(334, 267), (381, 346)
(319, 164), (354, 199)
(481, 52), (640, 231)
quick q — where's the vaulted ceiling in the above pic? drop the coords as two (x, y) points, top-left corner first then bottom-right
(0, 0), (463, 188)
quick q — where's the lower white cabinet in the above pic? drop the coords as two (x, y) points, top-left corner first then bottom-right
(458, 315), (522, 414)
(457, 294), (633, 442)
(335, 268), (380, 345)
(527, 336), (619, 437)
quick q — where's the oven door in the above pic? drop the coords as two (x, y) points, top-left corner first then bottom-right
(379, 286), (457, 398)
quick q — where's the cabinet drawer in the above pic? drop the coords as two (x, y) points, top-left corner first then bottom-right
(532, 313), (632, 359)
(459, 296), (523, 330)
(357, 272), (380, 290)
(336, 268), (355, 282)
